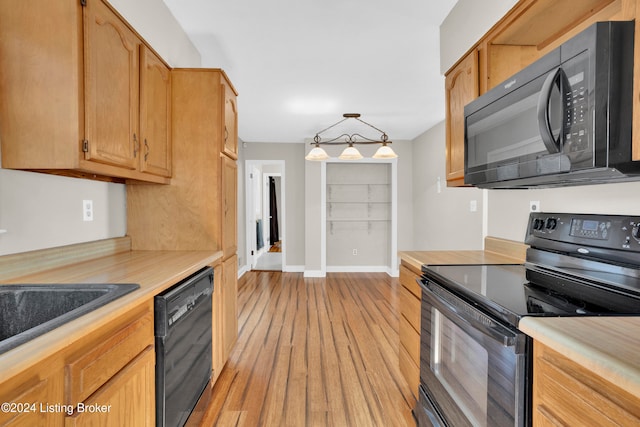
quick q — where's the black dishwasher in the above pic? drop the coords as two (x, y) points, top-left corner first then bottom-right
(155, 267), (213, 427)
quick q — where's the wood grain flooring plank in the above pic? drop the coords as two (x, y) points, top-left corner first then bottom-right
(202, 272), (415, 426)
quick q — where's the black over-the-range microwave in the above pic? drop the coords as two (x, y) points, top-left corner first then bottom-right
(464, 21), (638, 189)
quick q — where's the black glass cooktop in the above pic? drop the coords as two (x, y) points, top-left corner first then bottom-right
(421, 264), (640, 327)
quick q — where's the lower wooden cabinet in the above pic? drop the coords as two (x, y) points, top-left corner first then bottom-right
(211, 263), (224, 384)
(0, 301), (155, 426)
(64, 302), (154, 426)
(222, 255), (239, 361)
(398, 263), (422, 399)
(0, 365), (64, 427)
(65, 347), (155, 427)
(532, 340), (640, 426)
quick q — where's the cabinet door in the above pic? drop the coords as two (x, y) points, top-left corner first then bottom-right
(222, 255), (238, 361)
(223, 83), (238, 158)
(445, 50), (478, 187)
(83, 0), (139, 169)
(211, 265), (225, 383)
(222, 155), (238, 257)
(65, 347), (155, 427)
(0, 370), (64, 427)
(533, 341), (640, 426)
(140, 45), (172, 177)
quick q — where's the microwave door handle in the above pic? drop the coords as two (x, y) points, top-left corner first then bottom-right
(419, 279), (520, 350)
(537, 67), (563, 154)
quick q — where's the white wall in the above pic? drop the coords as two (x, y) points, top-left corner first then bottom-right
(107, 0), (200, 68)
(440, 0), (518, 73)
(0, 0), (201, 256)
(411, 122), (485, 250)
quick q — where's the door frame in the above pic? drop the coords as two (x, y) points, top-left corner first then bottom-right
(244, 160), (286, 271)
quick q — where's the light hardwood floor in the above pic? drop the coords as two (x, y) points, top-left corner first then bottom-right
(202, 271), (416, 426)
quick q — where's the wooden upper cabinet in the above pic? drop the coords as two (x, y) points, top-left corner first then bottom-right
(140, 46), (172, 177)
(0, 0), (170, 184)
(83, 0), (139, 170)
(223, 82), (239, 158)
(445, 50), (478, 187)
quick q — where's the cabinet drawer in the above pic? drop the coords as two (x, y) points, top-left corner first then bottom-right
(399, 314), (420, 367)
(65, 304), (154, 405)
(400, 264), (421, 298)
(399, 343), (420, 400)
(399, 284), (421, 333)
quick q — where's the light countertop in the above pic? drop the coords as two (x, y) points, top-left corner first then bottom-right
(0, 249), (221, 382)
(519, 316), (640, 400)
(399, 250), (523, 273)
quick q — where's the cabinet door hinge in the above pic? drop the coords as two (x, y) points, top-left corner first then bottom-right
(82, 140), (89, 152)
(80, 0), (87, 7)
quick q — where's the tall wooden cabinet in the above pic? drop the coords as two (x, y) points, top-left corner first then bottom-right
(444, 0), (640, 187)
(127, 68), (239, 385)
(0, 0), (171, 184)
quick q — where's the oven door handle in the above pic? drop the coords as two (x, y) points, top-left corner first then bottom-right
(420, 279), (521, 350)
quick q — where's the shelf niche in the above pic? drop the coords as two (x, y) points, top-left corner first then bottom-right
(324, 162), (397, 274)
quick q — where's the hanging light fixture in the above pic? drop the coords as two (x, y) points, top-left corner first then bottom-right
(305, 113), (397, 161)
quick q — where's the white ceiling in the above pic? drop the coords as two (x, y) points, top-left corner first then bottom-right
(162, 0), (458, 143)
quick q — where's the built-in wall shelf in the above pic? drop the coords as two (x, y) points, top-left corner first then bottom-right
(324, 162), (396, 273)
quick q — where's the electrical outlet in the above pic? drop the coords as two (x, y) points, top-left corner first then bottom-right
(83, 200), (93, 222)
(470, 200), (477, 212)
(530, 200), (540, 212)
(352, 249), (358, 256)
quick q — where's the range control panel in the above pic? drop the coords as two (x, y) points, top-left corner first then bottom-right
(526, 212), (640, 253)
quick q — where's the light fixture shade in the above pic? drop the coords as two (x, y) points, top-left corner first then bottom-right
(305, 146), (330, 161)
(372, 145), (397, 159)
(339, 146), (363, 160)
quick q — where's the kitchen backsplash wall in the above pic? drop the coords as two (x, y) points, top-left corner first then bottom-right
(488, 183), (640, 242)
(0, 165), (126, 256)
(0, 0), (200, 256)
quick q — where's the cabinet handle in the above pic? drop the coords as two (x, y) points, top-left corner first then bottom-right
(133, 133), (139, 158)
(224, 126), (228, 142)
(144, 139), (149, 161)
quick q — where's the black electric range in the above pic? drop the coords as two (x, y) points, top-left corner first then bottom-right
(415, 213), (640, 427)
(422, 213), (640, 329)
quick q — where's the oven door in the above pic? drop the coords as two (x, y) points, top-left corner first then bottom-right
(417, 278), (530, 427)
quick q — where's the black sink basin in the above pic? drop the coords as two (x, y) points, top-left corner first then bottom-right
(0, 283), (139, 355)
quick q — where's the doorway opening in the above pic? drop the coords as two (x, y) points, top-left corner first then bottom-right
(245, 160), (285, 271)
